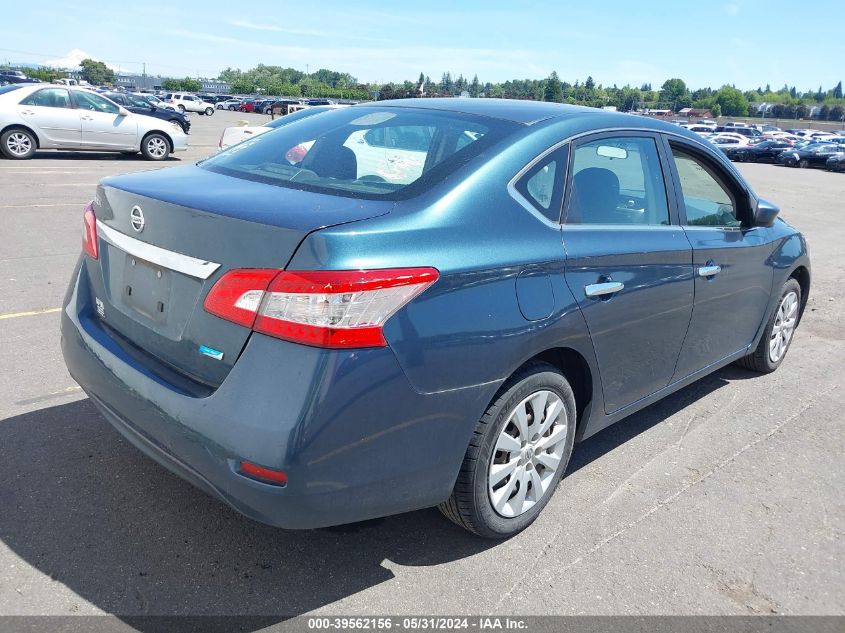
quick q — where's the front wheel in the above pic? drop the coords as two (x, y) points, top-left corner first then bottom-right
(439, 362), (576, 538)
(177, 104), (185, 113)
(798, 159), (809, 169)
(205, 107), (214, 116)
(736, 278), (801, 373)
(1, 127), (36, 159)
(141, 133), (170, 161)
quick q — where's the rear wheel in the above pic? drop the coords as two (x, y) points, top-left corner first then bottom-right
(736, 278), (801, 373)
(228, 105), (236, 111)
(141, 133), (170, 161)
(438, 362), (576, 538)
(1, 127), (36, 159)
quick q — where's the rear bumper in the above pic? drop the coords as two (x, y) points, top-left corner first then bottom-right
(60, 260), (489, 529)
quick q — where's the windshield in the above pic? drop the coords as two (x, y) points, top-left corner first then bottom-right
(202, 106), (519, 200)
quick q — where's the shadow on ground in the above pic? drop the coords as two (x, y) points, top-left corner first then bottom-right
(0, 365), (753, 628)
(29, 151), (181, 161)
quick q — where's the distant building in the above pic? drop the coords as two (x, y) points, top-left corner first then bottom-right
(677, 107), (714, 119)
(112, 73), (230, 93)
(200, 79), (230, 93)
(115, 73), (160, 91)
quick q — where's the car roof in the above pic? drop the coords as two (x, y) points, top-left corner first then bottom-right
(371, 98), (608, 125)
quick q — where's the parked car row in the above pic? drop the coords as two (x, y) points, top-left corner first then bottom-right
(102, 91), (191, 133)
(673, 119), (845, 171)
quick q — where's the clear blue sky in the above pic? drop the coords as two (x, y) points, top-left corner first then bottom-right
(3, 0), (843, 90)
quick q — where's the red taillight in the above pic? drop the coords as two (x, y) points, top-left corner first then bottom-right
(203, 267), (439, 349)
(239, 461), (288, 486)
(82, 201), (98, 259)
(203, 269), (279, 328)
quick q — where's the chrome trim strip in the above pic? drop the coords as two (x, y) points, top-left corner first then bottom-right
(506, 139), (570, 230)
(97, 220), (221, 280)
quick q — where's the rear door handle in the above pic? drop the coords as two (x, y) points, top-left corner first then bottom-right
(80, 115), (93, 120)
(584, 281), (625, 298)
(20, 109), (35, 115)
(698, 264), (722, 277)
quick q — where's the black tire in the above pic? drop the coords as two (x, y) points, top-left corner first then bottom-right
(228, 105), (236, 111)
(205, 107), (214, 116)
(736, 278), (801, 373)
(177, 104), (185, 113)
(1, 127), (37, 159)
(140, 133), (171, 161)
(438, 362), (577, 538)
(799, 159), (809, 169)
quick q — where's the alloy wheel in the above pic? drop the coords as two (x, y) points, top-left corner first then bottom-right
(769, 291), (798, 363)
(6, 131), (32, 157)
(489, 390), (568, 518)
(147, 137), (168, 159)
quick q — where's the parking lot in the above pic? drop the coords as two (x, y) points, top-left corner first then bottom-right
(0, 110), (843, 621)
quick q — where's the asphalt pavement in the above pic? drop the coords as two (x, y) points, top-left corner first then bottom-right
(0, 110), (842, 622)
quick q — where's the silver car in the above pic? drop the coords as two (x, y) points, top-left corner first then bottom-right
(0, 84), (188, 160)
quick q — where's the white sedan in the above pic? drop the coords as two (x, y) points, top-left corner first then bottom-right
(0, 84), (188, 160)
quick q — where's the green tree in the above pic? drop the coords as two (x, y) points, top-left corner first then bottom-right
(660, 78), (689, 111)
(710, 103), (722, 117)
(829, 105), (844, 121)
(180, 77), (201, 92)
(469, 74), (480, 98)
(834, 81), (843, 99)
(712, 85), (748, 117)
(543, 71), (563, 102)
(162, 78), (182, 91)
(79, 58), (114, 85)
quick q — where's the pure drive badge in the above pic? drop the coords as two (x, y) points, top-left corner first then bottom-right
(199, 345), (224, 361)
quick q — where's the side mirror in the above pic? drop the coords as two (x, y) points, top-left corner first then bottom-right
(117, 106), (131, 117)
(754, 198), (780, 227)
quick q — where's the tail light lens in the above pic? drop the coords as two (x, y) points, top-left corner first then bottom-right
(204, 267), (439, 349)
(82, 201), (98, 259)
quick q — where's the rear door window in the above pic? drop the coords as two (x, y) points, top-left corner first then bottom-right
(565, 136), (670, 225)
(20, 88), (72, 109)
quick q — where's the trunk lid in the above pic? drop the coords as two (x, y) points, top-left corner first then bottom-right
(85, 165), (391, 388)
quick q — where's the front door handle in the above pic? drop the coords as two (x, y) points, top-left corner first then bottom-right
(80, 115), (94, 121)
(584, 281), (624, 298)
(698, 264), (722, 277)
(20, 109), (35, 115)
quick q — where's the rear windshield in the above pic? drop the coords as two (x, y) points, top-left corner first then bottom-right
(201, 106), (520, 200)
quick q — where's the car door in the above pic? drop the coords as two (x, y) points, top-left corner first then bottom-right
(663, 137), (775, 380)
(16, 87), (81, 147)
(72, 90), (138, 149)
(562, 132), (694, 413)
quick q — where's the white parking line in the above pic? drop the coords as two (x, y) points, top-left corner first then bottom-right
(0, 203), (81, 208)
(0, 307), (61, 320)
